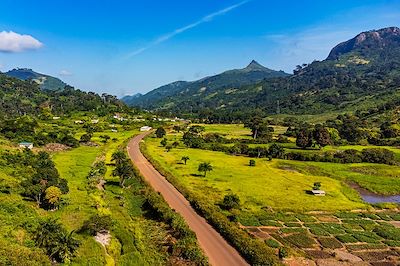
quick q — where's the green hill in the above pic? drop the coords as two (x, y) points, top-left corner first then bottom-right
(122, 60), (289, 107)
(0, 73), (126, 118)
(5, 68), (67, 91)
(123, 27), (400, 122)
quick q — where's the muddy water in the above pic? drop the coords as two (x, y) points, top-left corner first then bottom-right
(349, 182), (400, 204)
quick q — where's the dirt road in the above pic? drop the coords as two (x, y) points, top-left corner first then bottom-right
(127, 133), (249, 266)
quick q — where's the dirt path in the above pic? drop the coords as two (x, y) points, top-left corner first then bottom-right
(127, 133), (248, 266)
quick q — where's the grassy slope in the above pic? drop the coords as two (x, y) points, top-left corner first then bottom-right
(144, 136), (366, 212)
(51, 129), (170, 265)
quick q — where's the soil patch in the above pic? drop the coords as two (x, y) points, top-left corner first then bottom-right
(44, 143), (70, 152)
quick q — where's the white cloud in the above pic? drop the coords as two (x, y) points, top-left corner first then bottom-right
(126, 0), (251, 58)
(59, 70), (72, 76)
(0, 31), (43, 53)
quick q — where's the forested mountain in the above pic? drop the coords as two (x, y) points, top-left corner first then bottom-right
(123, 27), (400, 121)
(5, 68), (67, 91)
(122, 60), (289, 107)
(0, 73), (126, 118)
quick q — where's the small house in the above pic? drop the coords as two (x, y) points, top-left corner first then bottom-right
(140, 126), (152, 132)
(19, 142), (33, 149)
(311, 190), (326, 196)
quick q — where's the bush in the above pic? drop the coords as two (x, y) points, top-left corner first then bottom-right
(80, 214), (113, 235)
(249, 159), (256, 167)
(361, 148), (395, 164)
(221, 194), (240, 210)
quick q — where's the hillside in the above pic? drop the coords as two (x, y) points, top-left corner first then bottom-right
(0, 73), (126, 118)
(5, 68), (67, 91)
(123, 27), (400, 121)
(122, 60), (289, 107)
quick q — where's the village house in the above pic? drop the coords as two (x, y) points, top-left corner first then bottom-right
(19, 142), (33, 149)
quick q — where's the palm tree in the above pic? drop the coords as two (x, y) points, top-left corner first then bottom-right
(198, 162), (213, 177)
(50, 230), (80, 263)
(111, 151), (126, 165)
(181, 156), (189, 165)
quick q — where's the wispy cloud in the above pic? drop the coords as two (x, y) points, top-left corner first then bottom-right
(126, 0), (250, 58)
(59, 70), (72, 76)
(0, 31), (43, 53)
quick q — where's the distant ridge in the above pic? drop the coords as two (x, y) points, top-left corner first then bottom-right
(122, 61), (289, 107)
(5, 68), (67, 91)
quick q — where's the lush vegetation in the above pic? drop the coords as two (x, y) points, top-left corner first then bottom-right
(141, 122), (400, 265)
(124, 27), (400, 123)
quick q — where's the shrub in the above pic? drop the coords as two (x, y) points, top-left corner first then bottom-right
(221, 194), (240, 210)
(80, 214), (113, 236)
(249, 159), (256, 167)
(155, 127), (166, 138)
(361, 148), (395, 164)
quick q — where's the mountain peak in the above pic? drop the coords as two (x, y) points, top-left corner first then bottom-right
(327, 26), (400, 60)
(245, 60), (265, 70)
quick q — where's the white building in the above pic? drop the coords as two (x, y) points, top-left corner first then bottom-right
(19, 142), (33, 149)
(140, 126), (152, 132)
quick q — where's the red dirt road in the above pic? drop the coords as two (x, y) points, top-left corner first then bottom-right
(127, 133), (249, 266)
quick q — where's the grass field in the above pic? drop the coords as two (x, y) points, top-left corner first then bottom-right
(193, 123), (288, 138)
(144, 136), (366, 212)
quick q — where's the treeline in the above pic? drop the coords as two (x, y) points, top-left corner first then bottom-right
(0, 115), (80, 147)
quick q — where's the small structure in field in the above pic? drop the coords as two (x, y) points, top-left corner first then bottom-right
(74, 120), (84, 124)
(140, 126), (152, 132)
(311, 190), (326, 196)
(19, 142), (33, 149)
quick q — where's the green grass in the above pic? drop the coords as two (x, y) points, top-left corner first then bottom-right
(144, 136), (366, 213)
(279, 160), (400, 195)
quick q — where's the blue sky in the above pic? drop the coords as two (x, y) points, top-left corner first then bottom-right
(0, 0), (399, 96)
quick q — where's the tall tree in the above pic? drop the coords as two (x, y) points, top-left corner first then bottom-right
(198, 162), (213, 177)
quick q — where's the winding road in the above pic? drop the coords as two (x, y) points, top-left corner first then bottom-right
(127, 133), (248, 266)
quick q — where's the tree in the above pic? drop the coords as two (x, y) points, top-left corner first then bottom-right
(244, 116), (266, 139)
(313, 126), (332, 148)
(312, 182), (322, 190)
(80, 214), (113, 236)
(80, 133), (92, 143)
(112, 160), (134, 187)
(160, 138), (167, 147)
(45, 186), (62, 209)
(296, 129), (313, 149)
(111, 151), (126, 166)
(181, 156), (190, 165)
(33, 219), (79, 263)
(221, 194), (240, 210)
(268, 144), (285, 158)
(249, 159), (256, 166)
(155, 127), (166, 138)
(111, 151), (134, 187)
(99, 134), (111, 143)
(198, 162), (213, 177)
